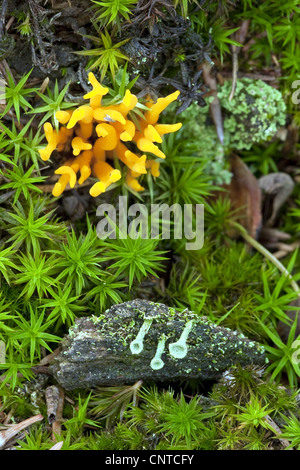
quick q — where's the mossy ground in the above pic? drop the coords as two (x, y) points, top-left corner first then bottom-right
(1, 0), (300, 451)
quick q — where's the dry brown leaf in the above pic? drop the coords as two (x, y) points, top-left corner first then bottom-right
(222, 154), (262, 238)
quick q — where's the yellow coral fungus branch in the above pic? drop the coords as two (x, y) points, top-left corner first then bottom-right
(114, 142), (147, 174)
(52, 174), (71, 197)
(144, 125), (163, 143)
(136, 137), (166, 160)
(76, 122), (94, 140)
(154, 123), (183, 135)
(93, 107), (126, 125)
(71, 137), (92, 156)
(57, 127), (73, 152)
(90, 161), (121, 197)
(118, 89), (138, 116)
(55, 165), (77, 188)
(38, 73), (182, 198)
(55, 110), (73, 125)
(94, 123), (117, 150)
(38, 123), (59, 161)
(84, 72), (109, 100)
(67, 105), (94, 129)
(126, 170), (145, 192)
(146, 160), (160, 177)
(113, 120), (136, 142)
(144, 90), (180, 125)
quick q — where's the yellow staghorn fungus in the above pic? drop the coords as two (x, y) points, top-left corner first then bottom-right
(90, 161), (121, 197)
(126, 171), (145, 192)
(55, 109), (72, 125)
(83, 72), (109, 101)
(39, 122), (59, 161)
(38, 73), (182, 197)
(144, 90), (180, 125)
(71, 136), (92, 156)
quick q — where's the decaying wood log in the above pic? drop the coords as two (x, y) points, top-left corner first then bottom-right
(50, 300), (266, 390)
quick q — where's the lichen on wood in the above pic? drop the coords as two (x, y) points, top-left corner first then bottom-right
(50, 299), (266, 390)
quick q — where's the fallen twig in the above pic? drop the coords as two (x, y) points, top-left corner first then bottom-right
(230, 221), (300, 295)
(52, 388), (64, 440)
(229, 19), (250, 101)
(49, 440), (64, 450)
(0, 0), (8, 40)
(263, 415), (293, 450)
(202, 63), (224, 145)
(0, 414), (44, 450)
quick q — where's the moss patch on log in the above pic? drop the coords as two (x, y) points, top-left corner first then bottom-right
(50, 299), (266, 390)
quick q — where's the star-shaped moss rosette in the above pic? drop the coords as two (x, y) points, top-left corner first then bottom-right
(38, 73), (182, 197)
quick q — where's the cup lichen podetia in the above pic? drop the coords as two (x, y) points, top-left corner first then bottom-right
(169, 320), (194, 359)
(130, 317), (153, 355)
(150, 334), (168, 370)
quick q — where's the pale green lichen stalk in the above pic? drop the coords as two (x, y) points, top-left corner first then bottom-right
(150, 334), (167, 370)
(130, 317), (153, 354)
(169, 320), (194, 359)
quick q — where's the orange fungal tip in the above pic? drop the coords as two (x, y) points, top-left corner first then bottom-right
(95, 124), (109, 138)
(52, 174), (71, 197)
(39, 148), (52, 161)
(124, 150), (147, 174)
(126, 172), (145, 192)
(145, 90), (181, 125)
(110, 169), (122, 183)
(137, 138), (166, 160)
(39, 122), (59, 160)
(55, 110), (72, 124)
(84, 73), (109, 100)
(118, 89), (138, 115)
(78, 165), (91, 184)
(119, 120), (136, 142)
(146, 160), (160, 177)
(90, 181), (106, 197)
(154, 122), (182, 135)
(71, 137), (92, 156)
(67, 106), (94, 129)
(55, 166), (77, 188)
(52, 183), (63, 197)
(94, 108), (126, 125)
(144, 124), (163, 143)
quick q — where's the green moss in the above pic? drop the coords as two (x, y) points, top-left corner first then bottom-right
(1, 0), (299, 451)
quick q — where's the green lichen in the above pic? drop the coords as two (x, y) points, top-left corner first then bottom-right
(170, 78), (286, 185)
(218, 78), (286, 150)
(130, 318), (153, 354)
(169, 320), (194, 359)
(150, 334), (167, 370)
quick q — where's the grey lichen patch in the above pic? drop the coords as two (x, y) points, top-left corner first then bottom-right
(50, 299), (266, 390)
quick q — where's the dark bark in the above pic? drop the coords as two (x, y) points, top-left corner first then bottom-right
(50, 299), (266, 390)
